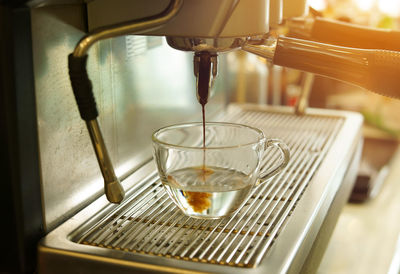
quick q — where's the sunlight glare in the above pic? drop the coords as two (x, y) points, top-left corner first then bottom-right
(353, 0), (375, 11)
(378, 0), (400, 17)
(307, 0), (327, 11)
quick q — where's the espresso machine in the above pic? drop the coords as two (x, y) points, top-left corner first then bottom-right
(2, 0), (399, 273)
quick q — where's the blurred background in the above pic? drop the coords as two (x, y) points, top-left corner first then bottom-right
(308, 0), (400, 139)
(230, 0), (400, 140)
(227, 1), (400, 273)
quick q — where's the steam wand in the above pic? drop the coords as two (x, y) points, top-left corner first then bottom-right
(68, 0), (183, 203)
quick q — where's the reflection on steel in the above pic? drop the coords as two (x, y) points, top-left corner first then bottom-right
(86, 120), (124, 203)
(166, 36), (244, 52)
(295, 72), (314, 115)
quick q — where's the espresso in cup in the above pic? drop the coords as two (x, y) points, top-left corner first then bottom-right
(152, 122), (290, 219)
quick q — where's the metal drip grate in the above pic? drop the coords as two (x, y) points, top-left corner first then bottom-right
(71, 108), (343, 268)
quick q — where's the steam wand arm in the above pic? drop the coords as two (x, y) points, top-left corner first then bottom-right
(242, 36), (400, 100)
(68, 0), (183, 203)
(286, 16), (400, 51)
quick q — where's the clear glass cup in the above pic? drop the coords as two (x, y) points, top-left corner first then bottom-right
(152, 122), (290, 219)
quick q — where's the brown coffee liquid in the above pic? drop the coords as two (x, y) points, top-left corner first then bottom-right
(196, 52), (213, 180)
(164, 53), (215, 214)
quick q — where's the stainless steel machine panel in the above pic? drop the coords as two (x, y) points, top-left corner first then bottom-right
(38, 105), (363, 273)
(31, 5), (227, 231)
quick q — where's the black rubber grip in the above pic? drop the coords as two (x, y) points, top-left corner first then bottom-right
(68, 54), (98, 121)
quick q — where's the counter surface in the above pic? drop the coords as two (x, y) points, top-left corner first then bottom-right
(318, 148), (400, 274)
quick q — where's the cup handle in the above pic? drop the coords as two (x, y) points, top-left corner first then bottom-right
(259, 139), (290, 183)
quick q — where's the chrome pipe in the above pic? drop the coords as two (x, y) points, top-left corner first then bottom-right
(70, 0), (183, 203)
(72, 0), (184, 58)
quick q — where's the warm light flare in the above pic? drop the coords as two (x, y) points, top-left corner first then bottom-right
(353, 0), (375, 12)
(307, 0), (327, 11)
(378, 0), (400, 17)
(353, 0), (400, 17)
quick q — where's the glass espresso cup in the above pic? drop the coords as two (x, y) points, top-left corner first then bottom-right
(152, 122), (290, 219)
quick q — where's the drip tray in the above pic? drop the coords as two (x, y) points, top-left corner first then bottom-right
(38, 104), (363, 274)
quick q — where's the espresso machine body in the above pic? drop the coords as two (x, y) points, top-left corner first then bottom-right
(1, 1), (365, 273)
(1, 1), (226, 272)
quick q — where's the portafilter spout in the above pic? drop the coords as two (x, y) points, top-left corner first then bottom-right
(166, 36), (243, 105)
(194, 52), (218, 105)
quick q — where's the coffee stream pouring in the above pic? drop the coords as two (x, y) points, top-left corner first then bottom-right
(69, 0), (400, 203)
